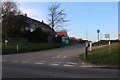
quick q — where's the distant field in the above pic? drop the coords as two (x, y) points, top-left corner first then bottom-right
(80, 42), (119, 67)
(2, 43), (71, 55)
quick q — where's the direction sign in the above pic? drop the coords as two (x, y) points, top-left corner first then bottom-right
(105, 34), (110, 38)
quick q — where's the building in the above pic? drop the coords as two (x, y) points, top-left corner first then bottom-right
(56, 31), (69, 43)
(15, 15), (55, 43)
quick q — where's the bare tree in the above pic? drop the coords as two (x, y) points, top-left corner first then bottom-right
(1, 0), (22, 38)
(48, 3), (69, 31)
(1, 0), (21, 16)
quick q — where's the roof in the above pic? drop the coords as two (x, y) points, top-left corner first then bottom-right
(18, 15), (54, 31)
(69, 37), (77, 40)
(56, 31), (67, 36)
(69, 37), (83, 41)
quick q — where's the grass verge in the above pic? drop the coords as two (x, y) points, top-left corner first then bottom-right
(2, 43), (72, 55)
(80, 42), (119, 67)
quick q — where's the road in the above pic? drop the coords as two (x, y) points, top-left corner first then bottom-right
(2, 43), (119, 78)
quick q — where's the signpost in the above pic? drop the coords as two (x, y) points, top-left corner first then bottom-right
(105, 34), (111, 54)
(105, 34), (110, 40)
(97, 30), (100, 41)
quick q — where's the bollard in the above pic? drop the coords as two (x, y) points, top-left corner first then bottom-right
(109, 41), (111, 55)
(84, 46), (88, 60)
(89, 42), (92, 51)
(17, 44), (19, 52)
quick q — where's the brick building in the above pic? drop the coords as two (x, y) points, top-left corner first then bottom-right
(56, 31), (69, 43)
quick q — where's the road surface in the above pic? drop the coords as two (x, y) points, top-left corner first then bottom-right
(2, 43), (119, 78)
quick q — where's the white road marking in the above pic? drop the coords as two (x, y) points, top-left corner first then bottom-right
(82, 63), (85, 64)
(81, 66), (93, 67)
(66, 62), (77, 65)
(51, 57), (56, 59)
(57, 55), (61, 58)
(49, 63), (59, 66)
(35, 62), (44, 64)
(22, 61), (29, 63)
(56, 62), (61, 63)
(64, 64), (74, 67)
(63, 56), (66, 58)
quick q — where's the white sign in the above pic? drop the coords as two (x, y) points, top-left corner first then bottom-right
(105, 34), (110, 38)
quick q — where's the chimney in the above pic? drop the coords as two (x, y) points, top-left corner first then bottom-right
(42, 20), (44, 23)
(23, 13), (27, 17)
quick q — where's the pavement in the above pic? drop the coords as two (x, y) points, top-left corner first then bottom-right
(1, 43), (119, 78)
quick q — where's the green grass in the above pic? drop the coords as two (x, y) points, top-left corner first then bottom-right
(93, 40), (119, 46)
(80, 43), (119, 66)
(2, 43), (72, 55)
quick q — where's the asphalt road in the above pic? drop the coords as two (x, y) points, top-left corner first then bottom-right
(2, 43), (119, 78)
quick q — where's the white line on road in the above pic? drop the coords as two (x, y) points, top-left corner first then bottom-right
(81, 66), (93, 67)
(52, 62), (61, 64)
(56, 62), (61, 63)
(51, 57), (56, 59)
(57, 55), (61, 58)
(64, 64), (74, 67)
(82, 63), (85, 64)
(63, 56), (66, 58)
(66, 62), (77, 65)
(49, 63), (59, 66)
(35, 62), (44, 64)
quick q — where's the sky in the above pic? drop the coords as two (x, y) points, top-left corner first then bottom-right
(18, 1), (118, 42)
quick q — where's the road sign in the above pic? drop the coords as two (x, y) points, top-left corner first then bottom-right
(105, 34), (110, 38)
(97, 30), (100, 33)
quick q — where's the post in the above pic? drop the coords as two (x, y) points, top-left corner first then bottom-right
(109, 41), (111, 54)
(98, 33), (99, 42)
(17, 44), (19, 52)
(90, 41), (92, 51)
(97, 30), (100, 42)
(84, 42), (88, 60)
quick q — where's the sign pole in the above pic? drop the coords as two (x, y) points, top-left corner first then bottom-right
(98, 33), (99, 41)
(97, 30), (100, 42)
